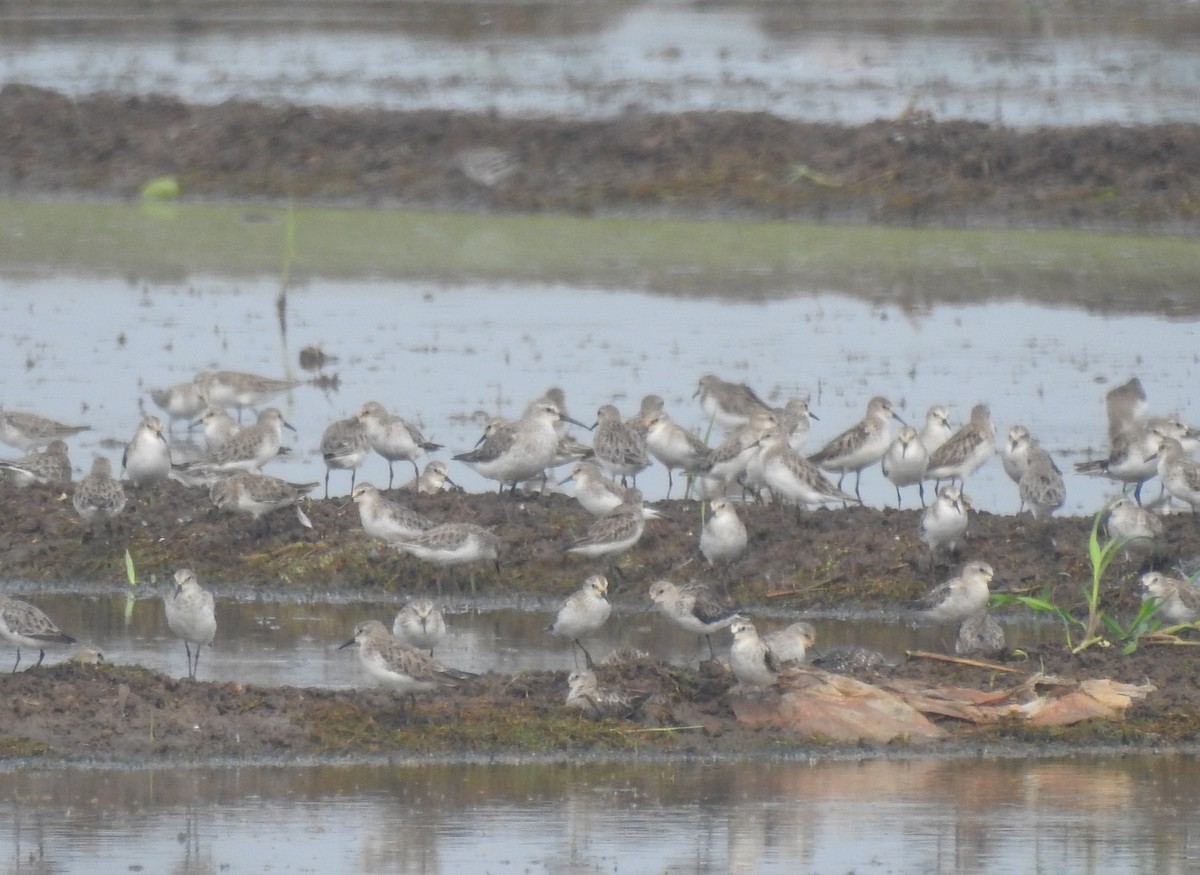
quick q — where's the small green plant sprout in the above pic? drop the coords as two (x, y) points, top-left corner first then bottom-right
(991, 504), (1142, 653)
(991, 588), (1083, 649)
(123, 549), (139, 624)
(139, 176), (181, 202)
(1102, 598), (1163, 655)
(1074, 504), (1128, 652)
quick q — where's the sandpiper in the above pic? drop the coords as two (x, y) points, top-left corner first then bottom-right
(911, 560), (994, 623)
(357, 400), (443, 489)
(546, 574), (612, 668)
(0, 409), (89, 451)
(925, 403), (996, 485)
(122, 415), (171, 488)
(0, 594), (76, 672)
(729, 619), (781, 688)
(339, 619), (475, 706)
(0, 439), (71, 487)
(700, 498), (748, 566)
(164, 568), (217, 680)
(648, 579), (738, 659)
(808, 395), (903, 500)
(319, 415), (370, 498)
(392, 598), (447, 656)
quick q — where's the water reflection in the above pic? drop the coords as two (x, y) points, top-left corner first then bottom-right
(4, 757), (1200, 873)
(5, 592), (1059, 686)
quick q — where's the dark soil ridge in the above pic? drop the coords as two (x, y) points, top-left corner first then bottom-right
(4, 478), (1200, 764)
(0, 478), (1184, 614)
(3, 84), (1200, 231)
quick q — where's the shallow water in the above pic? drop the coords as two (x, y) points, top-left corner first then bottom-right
(4, 756), (1200, 873)
(3, 0), (1200, 126)
(8, 591), (1058, 686)
(0, 204), (1196, 515)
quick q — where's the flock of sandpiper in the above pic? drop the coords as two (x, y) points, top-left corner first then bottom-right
(0, 369), (1198, 712)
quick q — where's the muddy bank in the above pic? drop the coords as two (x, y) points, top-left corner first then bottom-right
(2, 634), (1198, 765)
(3, 479), (1200, 764)
(3, 85), (1200, 232)
(0, 479), (1180, 611)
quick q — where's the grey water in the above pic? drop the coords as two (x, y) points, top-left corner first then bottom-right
(3, 0), (1200, 126)
(9, 591), (1060, 687)
(0, 236), (1195, 515)
(5, 757), (1200, 873)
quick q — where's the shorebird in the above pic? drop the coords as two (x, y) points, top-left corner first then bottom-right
(590, 404), (649, 486)
(1140, 571), (1200, 624)
(919, 485), (971, 557)
(351, 482), (435, 543)
(955, 610), (1005, 658)
(729, 619), (780, 688)
(164, 568), (217, 680)
(695, 411), (778, 497)
(357, 400), (443, 489)
(453, 400), (586, 493)
(759, 428), (860, 509)
(566, 487), (647, 561)
(73, 457), (127, 533)
(319, 415), (370, 498)
(762, 621), (817, 665)
(1075, 415), (1191, 504)
(925, 403), (996, 486)
(0, 594), (76, 672)
(561, 460), (632, 517)
(648, 579), (738, 659)
(339, 619), (475, 707)
(1105, 496), (1165, 563)
(0, 439), (71, 487)
(1001, 425), (1033, 485)
(911, 560), (994, 623)
(546, 574), (612, 668)
(209, 471), (317, 528)
(1104, 376), (1148, 442)
(629, 394), (665, 435)
(694, 374), (774, 430)
(1019, 442), (1065, 519)
(122, 415), (171, 488)
(643, 410), (709, 498)
(918, 405), (954, 456)
(192, 405), (240, 454)
(390, 523), (502, 592)
(396, 460), (458, 494)
(807, 395), (903, 500)
(193, 370), (301, 421)
(151, 381), (206, 431)
(699, 498), (748, 566)
(779, 395), (818, 454)
(0, 409), (89, 451)
(392, 599), (447, 656)
(177, 407), (295, 478)
(565, 669), (650, 720)
(1149, 434), (1200, 512)
(881, 425), (929, 508)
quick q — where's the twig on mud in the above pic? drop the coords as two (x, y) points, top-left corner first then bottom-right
(766, 577), (842, 599)
(618, 725), (703, 734)
(905, 650), (1025, 674)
